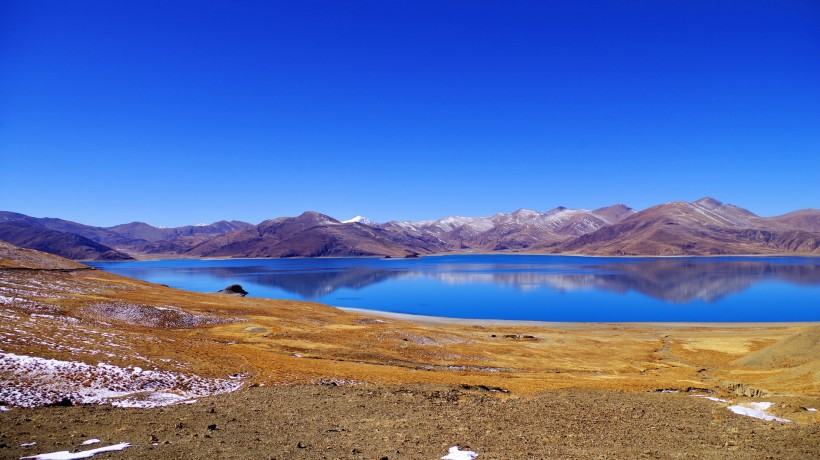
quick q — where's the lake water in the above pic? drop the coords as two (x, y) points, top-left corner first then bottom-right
(87, 255), (820, 322)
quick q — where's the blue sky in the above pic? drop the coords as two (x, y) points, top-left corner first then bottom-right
(1, 1), (818, 227)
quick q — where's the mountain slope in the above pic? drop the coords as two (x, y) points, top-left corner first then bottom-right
(767, 209), (820, 232)
(107, 220), (252, 242)
(0, 240), (89, 269)
(591, 204), (636, 224)
(558, 198), (820, 255)
(106, 220), (253, 255)
(381, 206), (635, 251)
(186, 211), (445, 258)
(0, 221), (133, 261)
(0, 212), (252, 256)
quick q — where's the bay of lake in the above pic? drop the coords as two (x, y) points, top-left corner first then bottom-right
(87, 255), (820, 322)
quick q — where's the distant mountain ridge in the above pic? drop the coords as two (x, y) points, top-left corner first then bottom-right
(107, 220), (252, 242)
(380, 204), (636, 251)
(556, 198), (820, 256)
(0, 215), (133, 261)
(185, 211), (442, 258)
(0, 211), (250, 260)
(1, 198), (818, 260)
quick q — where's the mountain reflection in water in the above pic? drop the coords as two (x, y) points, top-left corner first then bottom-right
(154, 257), (820, 304)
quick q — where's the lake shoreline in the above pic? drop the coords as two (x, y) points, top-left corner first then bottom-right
(338, 306), (820, 328)
(88, 252), (820, 262)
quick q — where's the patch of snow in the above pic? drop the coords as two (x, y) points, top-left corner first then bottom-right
(111, 392), (199, 408)
(692, 395), (729, 403)
(441, 446), (478, 460)
(727, 402), (791, 422)
(195, 223), (208, 227)
(80, 439), (101, 446)
(807, 407), (817, 412)
(342, 215), (377, 225)
(0, 405), (10, 411)
(0, 352), (243, 408)
(21, 442), (37, 447)
(21, 442), (131, 459)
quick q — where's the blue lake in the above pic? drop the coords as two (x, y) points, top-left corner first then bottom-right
(87, 255), (820, 322)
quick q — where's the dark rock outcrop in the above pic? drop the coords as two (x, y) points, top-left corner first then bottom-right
(217, 284), (248, 296)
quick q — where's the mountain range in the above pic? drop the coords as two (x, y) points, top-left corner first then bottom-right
(1, 198), (818, 260)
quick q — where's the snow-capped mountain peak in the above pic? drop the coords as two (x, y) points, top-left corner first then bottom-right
(343, 216), (377, 225)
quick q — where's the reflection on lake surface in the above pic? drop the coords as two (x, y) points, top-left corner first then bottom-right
(88, 255), (820, 322)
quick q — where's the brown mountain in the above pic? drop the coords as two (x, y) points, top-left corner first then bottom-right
(591, 204), (636, 223)
(4, 199), (819, 259)
(0, 221), (133, 261)
(380, 206), (635, 251)
(32, 216), (135, 247)
(186, 211), (446, 258)
(0, 212), (252, 257)
(767, 209), (820, 232)
(107, 220), (252, 242)
(105, 220), (253, 254)
(557, 198), (820, 255)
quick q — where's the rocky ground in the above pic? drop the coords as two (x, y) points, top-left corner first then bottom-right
(2, 384), (819, 460)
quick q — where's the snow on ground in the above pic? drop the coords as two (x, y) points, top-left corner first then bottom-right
(0, 351), (243, 408)
(80, 439), (101, 446)
(691, 395), (729, 403)
(441, 446), (478, 460)
(727, 402), (791, 423)
(0, 405), (10, 411)
(0, 308), (156, 364)
(20, 442), (131, 460)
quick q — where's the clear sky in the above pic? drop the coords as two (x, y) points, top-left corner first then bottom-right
(1, 1), (818, 227)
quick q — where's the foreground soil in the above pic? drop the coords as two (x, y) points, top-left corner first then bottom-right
(2, 384), (819, 460)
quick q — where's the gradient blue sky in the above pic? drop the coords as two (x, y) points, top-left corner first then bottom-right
(1, 1), (818, 227)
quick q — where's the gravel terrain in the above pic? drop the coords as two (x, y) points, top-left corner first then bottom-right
(2, 384), (817, 460)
